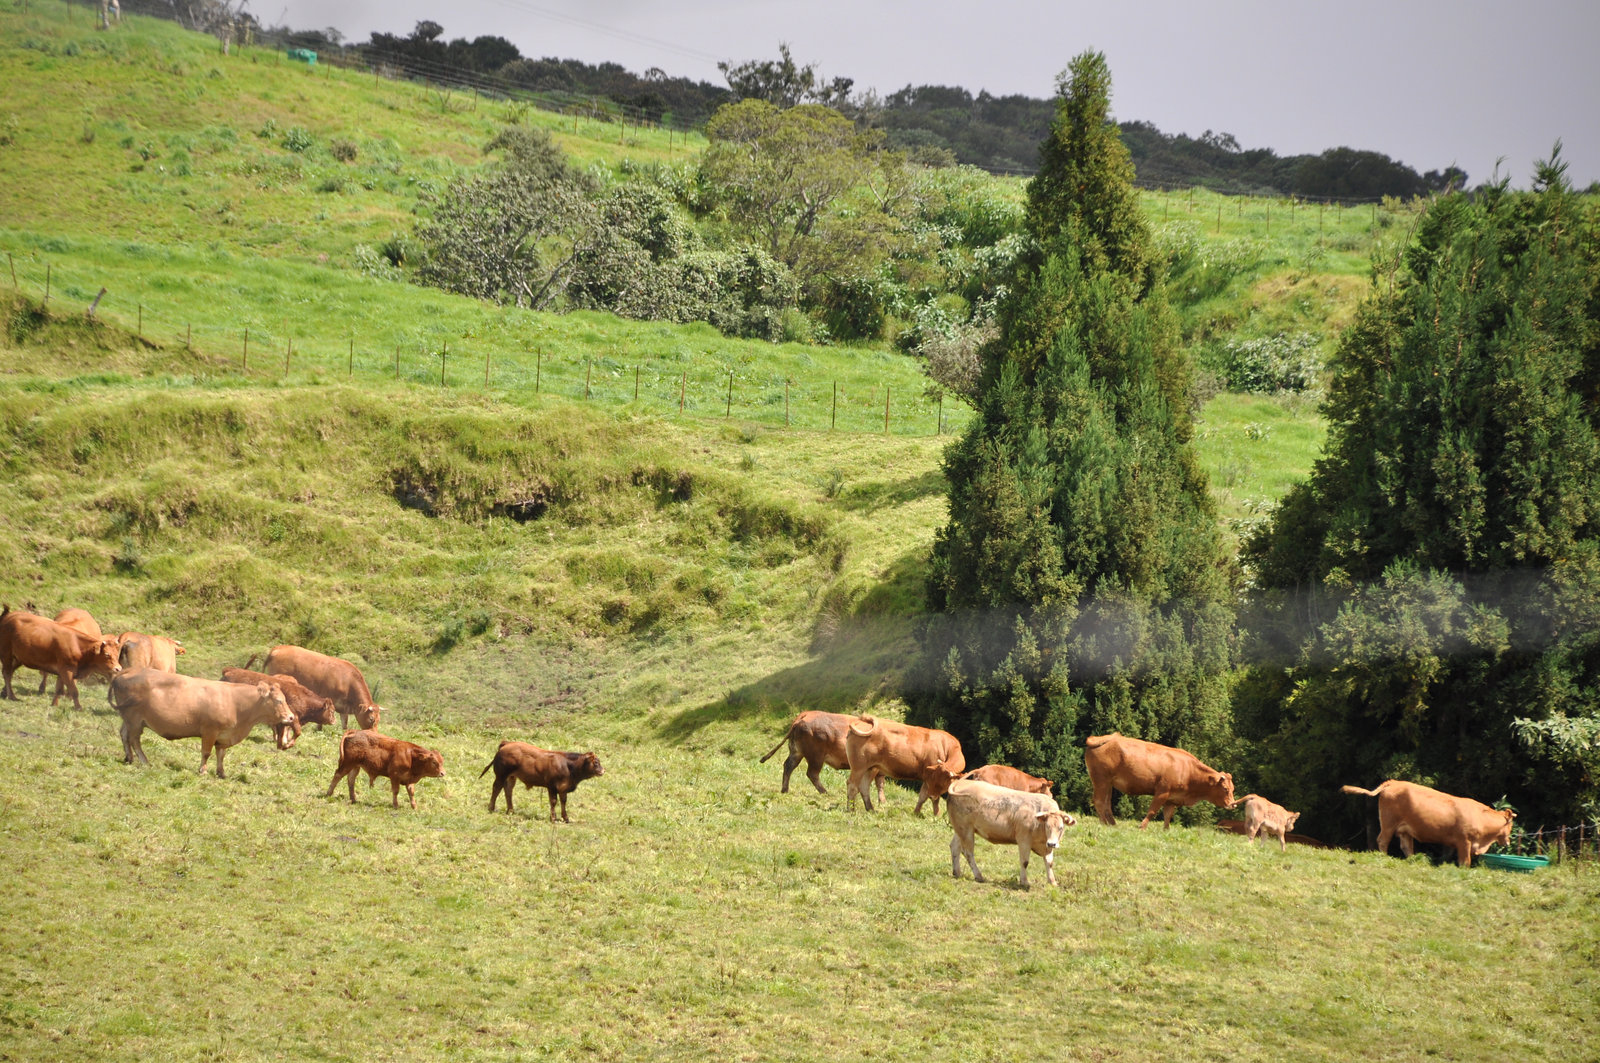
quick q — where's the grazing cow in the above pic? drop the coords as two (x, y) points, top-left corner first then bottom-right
(1215, 821), (1326, 848)
(109, 669), (295, 776)
(1084, 732), (1235, 829)
(759, 710), (883, 803)
(1341, 780), (1514, 868)
(479, 741), (604, 822)
(325, 730), (444, 810)
(1235, 794), (1302, 852)
(946, 779), (1076, 889)
(1, 607), (123, 709)
(260, 645), (380, 730)
(221, 666), (336, 731)
(35, 608), (111, 694)
(118, 632), (185, 674)
(960, 764), (1054, 795)
(844, 715), (964, 815)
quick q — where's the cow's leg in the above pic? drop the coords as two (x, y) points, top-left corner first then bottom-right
(120, 716), (145, 765)
(547, 788), (559, 823)
(503, 776), (516, 814)
(950, 833), (964, 878)
(1397, 832), (1416, 858)
(963, 832), (984, 882)
(214, 745), (228, 779)
(54, 671), (81, 709)
(1137, 794), (1167, 829)
(1454, 836), (1473, 868)
(558, 791), (569, 823)
(780, 749), (801, 793)
(198, 735), (216, 775)
(802, 754), (828, 794)
(875, 772), (885, 807)
(1277, 828), (1288, 853)
(1017, 841), (1032, 889)
(347, 769), (360, 803)
(36, 669), (49, 695)
(847, 767), (873, 812)
(1247, 822), (1261, 843)
(405, 783), (418, 810)
(1091, 779), (1115, 826)
(1, 658), (15, 700)
(488, 774), (504, 813)
(1042, 849), (1057, 887)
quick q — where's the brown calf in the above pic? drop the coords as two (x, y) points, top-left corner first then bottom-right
(960, 764), (1054, 795)
(480, 741), (604, 822)
(324, 730), (444, 810)
(221, 667), (336, 731)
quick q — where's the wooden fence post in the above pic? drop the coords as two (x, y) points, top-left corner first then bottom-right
(85, 288), (106, 320)
(634, 365), (640, 402)
(725, 370), (733, 418)
(679, 370), (686, 413)
(585, 359), (592, 399)
(284, 337), (291, 378)
(7, 252), (15, 288)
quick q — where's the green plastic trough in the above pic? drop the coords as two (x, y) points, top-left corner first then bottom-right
(1478, 853), (1549, 873)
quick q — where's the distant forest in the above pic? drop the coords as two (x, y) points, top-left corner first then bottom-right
(309, 21), (1466, 200)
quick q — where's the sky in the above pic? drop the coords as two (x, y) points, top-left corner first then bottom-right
(270, 0), (1600, 187)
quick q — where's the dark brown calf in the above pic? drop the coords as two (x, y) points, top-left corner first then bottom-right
(324, 730), (444, 810)
(479, 740), (604, 822)
(221, 667), (336, 731)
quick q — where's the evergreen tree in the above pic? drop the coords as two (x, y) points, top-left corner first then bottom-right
(909, 53), (1233, 810)
(1238, 150), (1600, 829)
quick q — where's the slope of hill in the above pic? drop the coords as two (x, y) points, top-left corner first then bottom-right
(6, 8), (1591, 1061)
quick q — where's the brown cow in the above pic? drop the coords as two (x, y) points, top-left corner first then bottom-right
(35, 608), (111, 694)
(325, 730), (444, 810)
(1, 607), (123, 709)
(109, 668), (295, 776)
(946, 778), (1077, 889)
(118, 632), (185, 674)
(261, 646), (380, 730)
(1341, 780), (1515, 868)
(1235, 793), (1302, 852)
(1084, 732), (1235, 829)
(960, 764), (1054, 795)
(759, 710), (883, 803)
(221, 667), (335, 732)
(844, 714), (964, 815)
(479, 741), (604, 822)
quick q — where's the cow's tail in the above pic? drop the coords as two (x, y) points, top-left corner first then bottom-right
(0, 604), (8, 622)
(759, 724), (795, 764)
(244, 653), (259, 671)
(1084, 733), (1119, 750)
(1340, 784), (1384, 798)
(479, 757), (499, 778)
(336, 729), (348, 765)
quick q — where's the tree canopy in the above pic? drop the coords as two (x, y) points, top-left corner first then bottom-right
(1238, 150), (1600, 828)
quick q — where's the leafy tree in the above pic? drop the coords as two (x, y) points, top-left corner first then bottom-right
(909, 52), (1233, 810)
(415, 128), (597, 309)
(1239, 150), (1600, 828)
(698, 100), (899, 286)
(718, 44), (853, 110)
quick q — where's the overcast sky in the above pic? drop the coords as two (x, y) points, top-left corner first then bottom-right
(270, 0), (1600, 187)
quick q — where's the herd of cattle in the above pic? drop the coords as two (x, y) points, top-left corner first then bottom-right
(1, 604), (1519, 886)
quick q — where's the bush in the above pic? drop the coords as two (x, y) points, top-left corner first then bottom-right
(330, 138), (359, 163)
(1205, 332), (1321, 393)
(282, 127), (314, 153)
(818, 275), (887, 342)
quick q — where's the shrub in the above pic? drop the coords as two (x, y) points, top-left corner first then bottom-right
(282, 127), (314, 153)
(329, 138), (358, 163)
(1206, 332), (1321, 393)
(818, 275), (887, 342)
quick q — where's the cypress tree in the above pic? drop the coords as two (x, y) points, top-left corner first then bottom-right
(909, 53), (1233, 810)
(1238, 150), (1600, 829)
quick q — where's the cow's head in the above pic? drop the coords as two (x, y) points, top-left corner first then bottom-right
(1033, 809), (1076, 854)
(82, 638), (123, 679)
(1212, 771), (1236, 809)
(170, 641), (186, 656)
(418, 748), (446, 779)
(922, 760), (958, 800)
(305, 697), (337, 728)
(1029, 777), (1055, 795)
(580, 752), (604, 779)
(1283, 810), (1302, 833)
(1488, 808), (1515, 848)
(356, 702), (382, 730)
(258, 683), (297, 749)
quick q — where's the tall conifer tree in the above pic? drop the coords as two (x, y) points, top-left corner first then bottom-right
(910, 53), (1233, 808)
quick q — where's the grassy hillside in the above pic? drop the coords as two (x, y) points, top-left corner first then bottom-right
(6, 8), (1590, 1063)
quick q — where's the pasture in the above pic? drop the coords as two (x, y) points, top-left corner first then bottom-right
(3, 5), (1595, 1060)
(2, 691), (1596, 1062)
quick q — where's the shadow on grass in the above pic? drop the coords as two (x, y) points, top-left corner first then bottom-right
(654, 546), (931, 746)
(831, 468), (947, 514)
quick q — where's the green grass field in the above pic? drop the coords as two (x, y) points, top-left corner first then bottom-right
(3, 5), (1595, 1061)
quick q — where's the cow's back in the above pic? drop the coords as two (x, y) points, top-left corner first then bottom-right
(4, 612), (95, 665)
(111, 668), (255, 727)
(265, 645), (371, 708)
(847, 716), (964, 778)
(53, 609), (102, 639)
(948, 779), (1058, 844)
(1379, 781), (1508, 845)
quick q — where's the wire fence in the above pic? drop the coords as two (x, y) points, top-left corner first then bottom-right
(2, 250), (965, 438)
(1505, 823), (1600, 865)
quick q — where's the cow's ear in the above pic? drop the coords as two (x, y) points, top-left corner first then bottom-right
(1035, 811), (1051, 821)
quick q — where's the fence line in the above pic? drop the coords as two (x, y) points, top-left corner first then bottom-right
(1, 251), (961, 438)
(1508, 823), (1600, 864)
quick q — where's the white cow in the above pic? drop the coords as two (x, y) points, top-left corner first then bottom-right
(110, 669), (295, 777)
(945, 778), (1076, 888)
